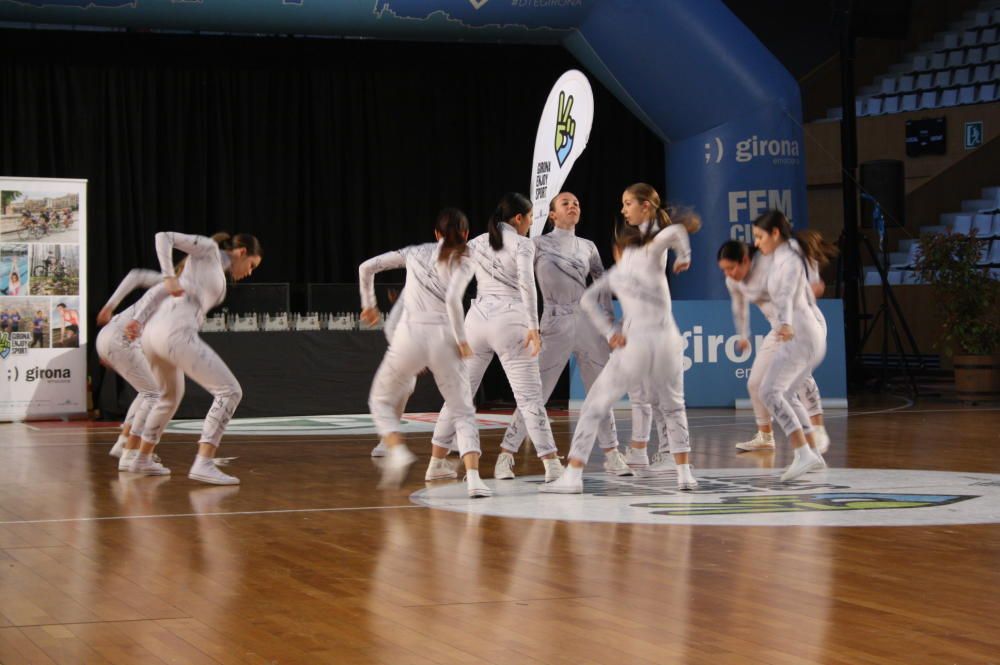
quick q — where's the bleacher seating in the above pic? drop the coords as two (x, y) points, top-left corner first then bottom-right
(872, 187), (1000, 285)
(827, 3), (1000, 118)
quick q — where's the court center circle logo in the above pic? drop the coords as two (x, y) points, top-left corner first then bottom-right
(411, 468), (1000, 527)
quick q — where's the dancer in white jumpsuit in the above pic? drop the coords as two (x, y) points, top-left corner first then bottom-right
(429, 192), (564, 482)
(96, 268), (163, 463)
(360, 208), (490, 497)
(129, 232), (261, 485)
(496, 192), (632, 479)
(542, 183), (700, 493)
(750, 211), (830, 481)
(718, 239), (832, 454)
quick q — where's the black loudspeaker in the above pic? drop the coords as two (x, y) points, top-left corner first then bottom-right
(859, 159), (905, 228)
(216, 282), (290, 314)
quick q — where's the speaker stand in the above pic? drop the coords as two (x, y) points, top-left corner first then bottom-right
(840, 230), (925, 396)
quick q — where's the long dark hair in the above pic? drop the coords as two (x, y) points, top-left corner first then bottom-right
(752, 210), (838, 267)
(488, 192), (532, 251)
(717, 239), (755, 263)
(436, 207), (469, 264)
(616, 183), (702, 252)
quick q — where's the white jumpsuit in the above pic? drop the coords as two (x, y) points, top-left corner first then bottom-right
(360, 241), (480, 457)
(139, 233), (243, 447)
(726, 250), (825, 428)
(430, 223), (558, 457)
(758, 242), (827, 436)
(95, 269), (163, 438)
(568, 225), (692, 464)
(499, 227), (619, 453)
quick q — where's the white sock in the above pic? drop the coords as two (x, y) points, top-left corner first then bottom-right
(793, 445), (813, 459)
(136, 452), (152, 464)
(563, 465), (583, 480)
(466, 469), (480, 481)
(193, 454), (214, 468)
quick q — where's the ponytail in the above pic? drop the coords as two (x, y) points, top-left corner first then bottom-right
(436, 208), (470, 264)
(793, 229), (838, 268)
(488, 208), (505, 251)
(487, 192), (532, 251)
(212, 232), (232, 248)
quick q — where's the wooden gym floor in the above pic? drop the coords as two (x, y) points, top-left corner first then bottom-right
(0, 397), (998, 665)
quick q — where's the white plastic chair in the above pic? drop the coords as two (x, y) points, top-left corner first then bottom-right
(973, 214), (993, 237)
(938, 87), (959, 106)
(952, 214), (973, 234)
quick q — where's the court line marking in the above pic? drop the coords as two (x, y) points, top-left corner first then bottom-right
(0, 504), (425, 526)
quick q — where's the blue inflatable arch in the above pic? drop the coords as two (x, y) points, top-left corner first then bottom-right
(0, 0), (806, 298)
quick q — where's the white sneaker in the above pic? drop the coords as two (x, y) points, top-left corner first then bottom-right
(379, 444), (417, 489)
(646, 452), (676, 474)
(538, 467), (583, 494)
(810, 449), (828, 471)
(542, 457), (564, 482)
(676, 463), (699, 491)
(602, 449), (634, 476)
(188, 458), (240, 485)
(371, 440), (387, 457)
(465, 472), (492, 498)
(735, 431), (775, 451)
(624, 447), (649, 469)
(425, 457), (458, 481)
(129, 454), (171, 476)
(110, 435), (127, 458)
(812, 426), (830, 455)
(781, 447), (821, 482)
(119, 449), (139, 471)
(494, 452), (516, 480)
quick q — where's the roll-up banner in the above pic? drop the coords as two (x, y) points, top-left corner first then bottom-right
(529, 69), (594, 237)
(0, 177), (88, 421)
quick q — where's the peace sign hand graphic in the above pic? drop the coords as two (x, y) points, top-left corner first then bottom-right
(554, 91), (576, 166)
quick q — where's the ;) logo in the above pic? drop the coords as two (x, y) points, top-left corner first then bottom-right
(704, 137), (723, 164)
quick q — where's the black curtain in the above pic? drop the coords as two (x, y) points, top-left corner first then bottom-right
(0, 28), (664, 406)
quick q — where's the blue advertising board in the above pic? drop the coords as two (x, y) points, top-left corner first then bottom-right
(570, 299), (846, 408)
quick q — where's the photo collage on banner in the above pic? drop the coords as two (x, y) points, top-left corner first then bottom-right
(0, 179), (87, 420)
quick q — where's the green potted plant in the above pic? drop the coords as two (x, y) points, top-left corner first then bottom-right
(913, 229), (1000, 401)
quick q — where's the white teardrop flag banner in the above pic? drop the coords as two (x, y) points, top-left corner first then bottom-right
(529, 69), (594, 237)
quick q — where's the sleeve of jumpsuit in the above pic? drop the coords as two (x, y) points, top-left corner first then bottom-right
(357, 248), (408, 311)
(102, 269), (162, 312)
